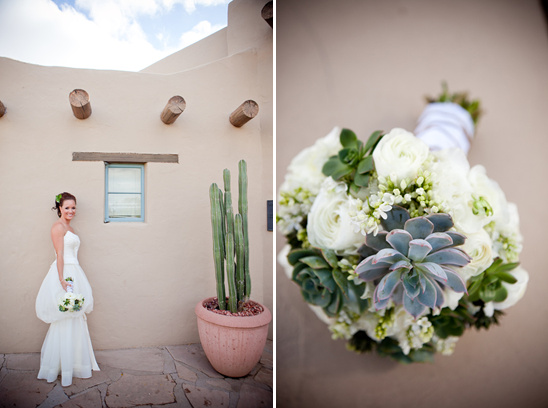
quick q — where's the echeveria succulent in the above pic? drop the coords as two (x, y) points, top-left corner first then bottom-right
(289, 248), (368, 317)
(355, 206), (471, 318)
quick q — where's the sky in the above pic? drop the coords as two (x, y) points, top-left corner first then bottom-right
(0, 0), (230, 72)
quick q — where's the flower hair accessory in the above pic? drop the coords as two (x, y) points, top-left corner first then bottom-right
(55, 194), (62, 204)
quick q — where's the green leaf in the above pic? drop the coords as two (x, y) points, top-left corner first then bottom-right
(314, 269), (337, 292)
(407, 349), (435, 363)
(350, 182), (361, 195)
(492, 271), (517, 284)
(324, 291), (342, 316)
(347, 284), (369, 314)
(338, 148), (360, 166)
(304, 290), (331, 308)
(354, 172), (370, 187)
(321, 249), (339, 269)
(287, 249), (318, 265)
(364, 130), (384, 153)
(492, 262), (520, 274)
(300, 256), (330, 269)
(291, 263), (308, 281)
(321, 157), (352, 180)
(480, 285), (497, 303)
(357, 156), (374, 174)
(340, 128), (358, 148)
(493, 285), (508, 302)
(483, 258), (503, 274)
(332, 269), (348, 296)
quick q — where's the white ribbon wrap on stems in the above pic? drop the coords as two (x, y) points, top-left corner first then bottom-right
(415, 102), (475, 154)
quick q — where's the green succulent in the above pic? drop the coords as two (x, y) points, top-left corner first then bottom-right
(288, 248), (368, 317)
(355, 206), (471, 318)
(467, 258), (518, 304)
(322, 128), (384, 195)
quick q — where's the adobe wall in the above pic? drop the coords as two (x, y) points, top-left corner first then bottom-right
(0, 0), (272, 353)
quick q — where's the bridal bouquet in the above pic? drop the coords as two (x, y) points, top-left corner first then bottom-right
(58, 278), (85, 312)
(277, 86), (528, 363)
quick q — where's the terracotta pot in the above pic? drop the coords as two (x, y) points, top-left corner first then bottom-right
(195, 298), (272, 377)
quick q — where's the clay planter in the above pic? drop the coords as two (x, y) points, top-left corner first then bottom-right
(195, 298), (272, 377)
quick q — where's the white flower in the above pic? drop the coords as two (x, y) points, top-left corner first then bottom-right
(493, 266), (529, 311)
(279, 126), (341, 196)
(459, 228), (494, 281)
(373, 128), (429, 182)
(468, 165), (507, 226)
(429, 149), (481, 233)
(433, 335), (459, 356)
(442, 289), (464, 311)
(277, 245), (293, 279)
(309, 304), (336, 326)
(307, 178), (365, 255)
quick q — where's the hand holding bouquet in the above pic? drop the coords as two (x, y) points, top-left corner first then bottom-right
(58, 278), (85, 312)
(278, 85), (528, 363)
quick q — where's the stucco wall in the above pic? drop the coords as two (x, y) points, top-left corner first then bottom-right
(0, 0), (272, 353)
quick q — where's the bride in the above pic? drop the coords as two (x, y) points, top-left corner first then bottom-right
(35, 192), (99, 387)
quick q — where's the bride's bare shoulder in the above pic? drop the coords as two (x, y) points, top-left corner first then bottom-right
(51, 222), (66, 237)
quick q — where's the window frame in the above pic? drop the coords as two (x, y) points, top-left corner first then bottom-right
(104, 163), (145, 223)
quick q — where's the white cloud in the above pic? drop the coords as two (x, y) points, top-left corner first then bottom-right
(0, 0), (229, 71)
(179, 20), (224, 49)
(0, 0), (173, 71)
(163, 0), (230, 14)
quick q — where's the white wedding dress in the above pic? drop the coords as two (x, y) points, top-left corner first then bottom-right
(36, 231), (99, 387)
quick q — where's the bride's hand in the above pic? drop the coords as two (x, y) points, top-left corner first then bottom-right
(60, 280), (69, 291)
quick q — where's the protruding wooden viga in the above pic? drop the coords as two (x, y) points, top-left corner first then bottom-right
(0, 100), (5, 118)
(229, 100), (259, 127)
(261, 2), (273, 28)
(69, 89), (92, 119)
(161, 96), (186, 124)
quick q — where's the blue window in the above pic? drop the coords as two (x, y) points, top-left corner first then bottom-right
(105, 164), (145, 222)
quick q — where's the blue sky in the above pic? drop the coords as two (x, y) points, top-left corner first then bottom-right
(0, 0), (230, 71)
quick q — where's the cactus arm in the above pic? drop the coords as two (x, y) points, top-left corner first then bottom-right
(224, 169), (234, 241)
(225, 210), (237, 313)
(209, 183), (226, 310)
(223, 170), (238, 312)
(234, 214), (246, 302)
(218, 187), (226, 258)
(238, 160), (251, 299)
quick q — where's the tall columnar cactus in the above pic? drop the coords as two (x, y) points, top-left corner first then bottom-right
(238, 160), (251, 300)
(209, 183), (226, 311)
(209, 160), (251, 313)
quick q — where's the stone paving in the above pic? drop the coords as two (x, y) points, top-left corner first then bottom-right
(0, 340), (272, 408)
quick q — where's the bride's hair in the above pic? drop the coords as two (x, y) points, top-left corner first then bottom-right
(52, 192), (77, 217)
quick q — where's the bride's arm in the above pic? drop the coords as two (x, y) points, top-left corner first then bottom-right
(51, 224), (69, 291)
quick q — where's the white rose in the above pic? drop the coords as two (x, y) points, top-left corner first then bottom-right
(442, 289), (464, 310)
(430, 149), (482, 234)
(468, 165), (508, 226)
(280, 126), (341, 196)
(373, 128), (429, 182)
(493, 266), (529, 311)
(500, 203), (521, 237)
(431, 148), (471, 201)
(459, 228), (494, 281)
(307, 178), (364, 255)
(277, 245), (293, 279)
(309, 304), (336, 326)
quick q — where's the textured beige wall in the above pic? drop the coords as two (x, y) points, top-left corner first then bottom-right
(0, 0), (272, 353)
(277, 0), (548, 407)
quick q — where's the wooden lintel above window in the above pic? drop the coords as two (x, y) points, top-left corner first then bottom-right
(72, 152), (178, 163)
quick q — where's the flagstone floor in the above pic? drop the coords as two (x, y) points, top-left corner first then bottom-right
(0, 340), (272, 408)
